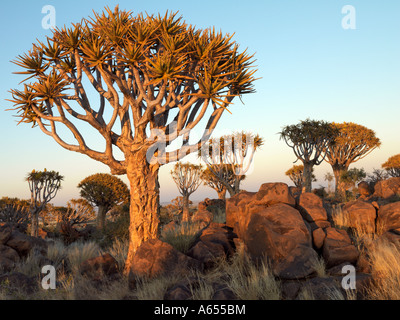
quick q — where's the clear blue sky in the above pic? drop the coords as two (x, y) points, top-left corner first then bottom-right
(1, 1), (399, 205)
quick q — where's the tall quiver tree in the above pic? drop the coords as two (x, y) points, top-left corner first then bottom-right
(324, 122), (381, 195)
(7, 7), (257, 270)
(26, 169), (63, 237)
(171, 162), (202, 222)
(382, 154), (400, 178)
(200, 132), (263, 197)
(280, 119), (336, 193)
(78, 173), (130, 230)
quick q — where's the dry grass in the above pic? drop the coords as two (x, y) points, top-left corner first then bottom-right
(364, 239), (400, 300)
(161, 221), (204, 254)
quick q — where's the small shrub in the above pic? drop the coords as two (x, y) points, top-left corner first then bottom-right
(161, 221), (203, 254)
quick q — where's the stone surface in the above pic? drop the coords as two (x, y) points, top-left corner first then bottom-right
(377, 202), (400, 233)
(187, 240), (226, 270)
(342, 200), (377, 234)
(358, 181), (372, 197)
(5, 231), (33, 257)
(0, 244), (20, 272)
(322, 228), (359, 268)
(243, 203), (317, 279)
(80, 253), (119, 281)
(297, 193), (328, 226)
(373, 177), (400, 199)
(0, 224), (12, 245)
(128, 239), (203, 281)
(312, 228), (326, 250)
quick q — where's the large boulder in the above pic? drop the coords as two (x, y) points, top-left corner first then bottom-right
(128, 239), (202, 283)
(80, 253), (119, 281)
(297, 193), (330, 229)
(322, 228), (359, 268)
(243, 203), (317, 279)
(377, 202), (400, 233)
(226, 183), (295, 239)
(373, 177), (400, 199)
(342, 200), (377, 234)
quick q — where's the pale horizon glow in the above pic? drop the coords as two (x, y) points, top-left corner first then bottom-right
(0, 1), (399, 206)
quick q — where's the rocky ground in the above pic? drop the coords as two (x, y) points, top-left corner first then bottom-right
(1, 177), (400, 300)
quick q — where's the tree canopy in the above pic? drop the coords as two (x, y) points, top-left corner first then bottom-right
(382, 154), (400, 178)
(78, 173), (130, 209)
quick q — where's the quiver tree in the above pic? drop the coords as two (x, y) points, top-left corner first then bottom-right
(382, 154), (400, 178)
(171, 162), (202, 222)
(201, 165), (242, 200)
(78, 173), (129, 230)
(26, 169), (63, 237)
(7, 6), (257, 270)
(324, 122), (381, 195)
(200, 132), (263, 197)
(280, 119), (336, 193)
(285, 165), (316, 190)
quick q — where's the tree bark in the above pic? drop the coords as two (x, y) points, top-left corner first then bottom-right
(124, 150), (160, 273)
(302, 163), (313, 193)
(182, 194), (190, 222)
(97, 205), (108, 230)
(30, 209), (39, 237)
(332, 165), (347, 199)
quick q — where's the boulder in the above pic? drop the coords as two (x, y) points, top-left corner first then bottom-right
(226, 191), (256, 238)
(198, 198), (226, 212)
(187, 240), (226, 270)
(80, 253), (119, 281)
(297, 193), (329, 228)
(312, 228), (326, 250)
(0, 223), (12, 245)
(5, 231), (33, 257)
(128, 239), (202, 282)
(243, 203), (317, 279)
(342, 200), (377, 234)
(226, 183), (295, 239)
(255, 183), (296, 207)
(322, 228), (359, 268)
(377, 202), (400, 233)
(199, 223), (237, 256)
(358, 181), (372, 197)
(373, 177), (400, 199)
(0, 244), (20, 272)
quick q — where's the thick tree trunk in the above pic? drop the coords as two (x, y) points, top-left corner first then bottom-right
(333, 165), (347, 199)
(182, 194), (190, 222)
(302, 163), (313, 193)
(124, 151), (160, 273)
(97, 205), (108, 230)
(217, 189), (227, 201)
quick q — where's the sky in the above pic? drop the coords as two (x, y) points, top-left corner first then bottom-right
(0, 0), (399, 206)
